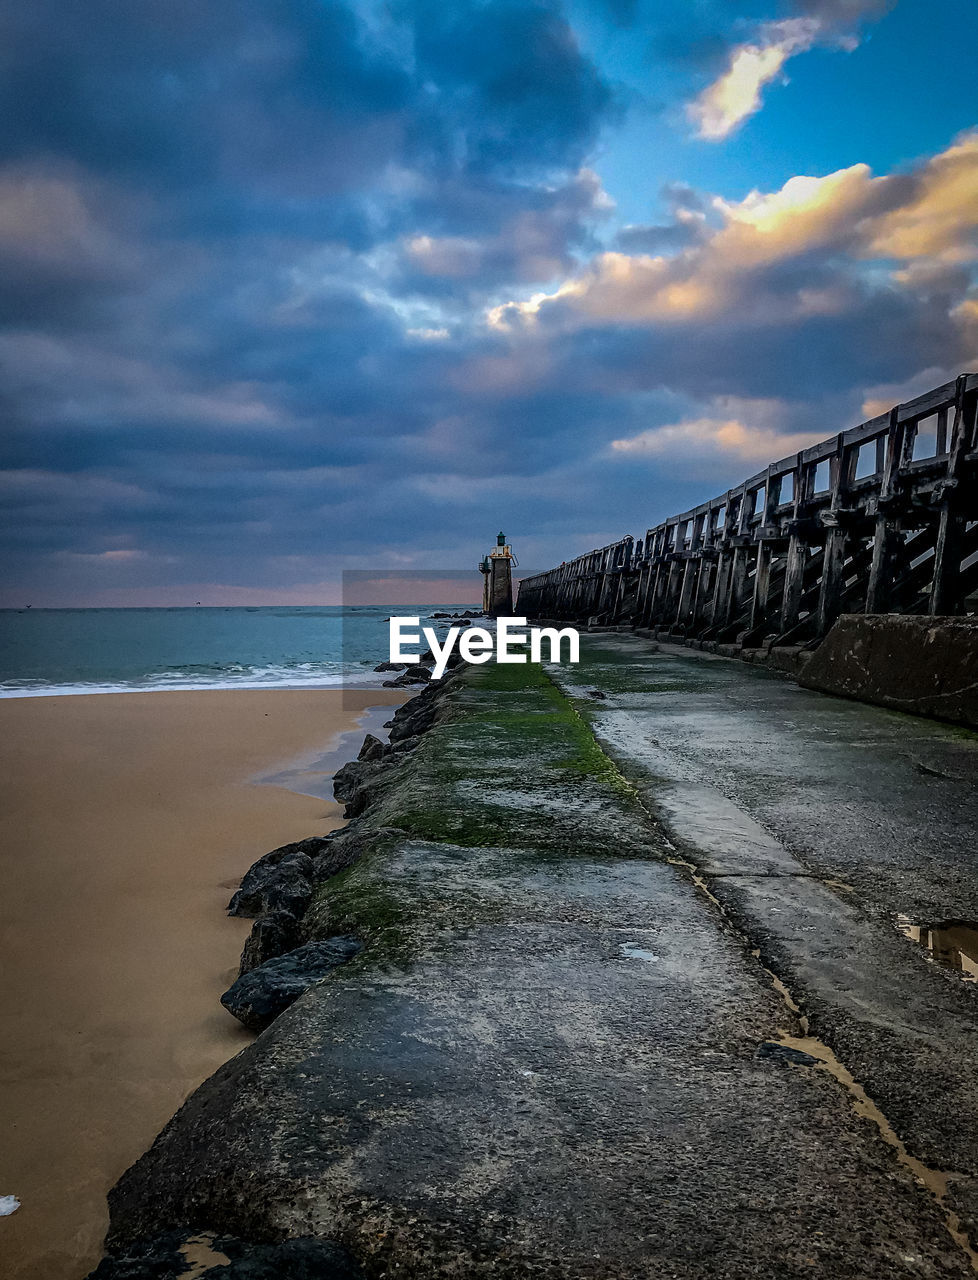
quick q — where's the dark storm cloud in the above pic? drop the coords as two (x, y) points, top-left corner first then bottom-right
(392, 169), (611, 299)
(0, 0), (412, 193)
(0, 0), (974, 605)
(402, 0), (612, 175)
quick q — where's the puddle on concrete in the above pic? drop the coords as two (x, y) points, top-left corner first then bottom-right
(180, 1233), (232, 1277)
(620, 943), (660, 963)
(259, 704), (395, 801)
(896, 916), (978, 982)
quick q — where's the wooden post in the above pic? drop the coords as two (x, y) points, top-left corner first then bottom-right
(866, 408), (903, 614)
(748, 471), (781, 635)
(676, 514), (705, 628)
(815, 436), (856, 636)
(929, 376), (970, 615)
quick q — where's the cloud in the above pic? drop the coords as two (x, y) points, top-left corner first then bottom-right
(398, 168), (613, 295)
(611, 416), (824, 466)
(403, 0), (614, 175)
(490, 134), (978, 338)
(869, 131), (978, 263)
(686, 1), (893, 140)
(0, 1), (973, 606)
(688, 19), (821, 140)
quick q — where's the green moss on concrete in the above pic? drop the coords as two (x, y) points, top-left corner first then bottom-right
(306, 657), (664, 972)
(306, 842), (419, 968)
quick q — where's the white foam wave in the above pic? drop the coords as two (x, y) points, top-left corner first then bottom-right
(0, 663), (387, 699)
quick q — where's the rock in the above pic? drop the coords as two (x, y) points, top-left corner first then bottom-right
(332, 757), (400, 818)
(382, 664), (432, 688)
(395, 665), (433, 687)
(331, 759), (364, 804)
(373, 661), (406, 672)
(387, 677), (449, 742)
(309, 825), (394, 886)
(356, 733), (386, 763)
(587, 689), (607, 699)
(228, 845), (321, 918)
(238, 910), (300, 976)
(262, 860), (314, 917)
(220, 939), (362, 1033)
(85, 1227), (190, 1278)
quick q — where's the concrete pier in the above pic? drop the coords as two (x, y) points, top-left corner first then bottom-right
(94, 644), (978, 1279)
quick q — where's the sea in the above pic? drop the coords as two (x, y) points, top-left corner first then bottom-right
(0, 605), (475, 698)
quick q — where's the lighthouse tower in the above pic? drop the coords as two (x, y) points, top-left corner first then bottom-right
(479, 532), (515, 617)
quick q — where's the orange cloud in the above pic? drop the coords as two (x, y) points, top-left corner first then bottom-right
(487, 132), (978, 334)
(611, 416), (823, 465)
(868, 130), (978, 262)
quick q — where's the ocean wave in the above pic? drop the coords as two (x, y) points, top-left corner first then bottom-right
(0, 661), (387, 699)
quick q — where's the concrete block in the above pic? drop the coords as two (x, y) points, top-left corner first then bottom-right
(800, 614), (978, 729)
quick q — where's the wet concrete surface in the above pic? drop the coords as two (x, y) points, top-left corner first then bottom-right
(102, 661), (978, 1277)
(550, 635), (978, 1227)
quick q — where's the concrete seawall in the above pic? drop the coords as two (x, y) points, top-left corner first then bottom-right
(799, 614), (978, 730)
(90, 650), (978, 1279)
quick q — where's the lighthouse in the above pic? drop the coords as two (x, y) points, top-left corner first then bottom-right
(480, 531), (515, 617)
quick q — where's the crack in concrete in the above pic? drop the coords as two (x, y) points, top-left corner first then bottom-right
(653, 820), (978, 1272)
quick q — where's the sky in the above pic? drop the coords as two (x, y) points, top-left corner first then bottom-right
(1, 0), (976, 606)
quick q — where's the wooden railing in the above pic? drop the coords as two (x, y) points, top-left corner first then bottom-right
(517, 373), (978, 650)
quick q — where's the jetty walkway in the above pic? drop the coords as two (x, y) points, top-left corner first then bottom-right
(95, 641), (978, 1280)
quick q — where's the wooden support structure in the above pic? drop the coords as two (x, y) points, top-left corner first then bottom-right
(516, 374), (978, 654)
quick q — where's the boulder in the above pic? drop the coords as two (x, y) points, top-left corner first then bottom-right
(206, 1236), (365, 1278)
(310, 825), (388, 886)
(382, 664), (432, 688)
(356, 733), (386, 763)
(220, 938), (362, 1033)
(226, 839), (332, 918)
(85, 1227), (193, 1278)
(331, 758), (365, 804)
(372, 661), (406, 672)
(332, 758), (399, 818)
(228, 850), (313, 919)
(238, 910), (300, 976)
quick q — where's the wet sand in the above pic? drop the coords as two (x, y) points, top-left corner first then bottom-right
(0, 688), (405, 1280)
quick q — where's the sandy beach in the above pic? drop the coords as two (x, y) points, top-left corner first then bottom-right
(0, 687), (405, 1280)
